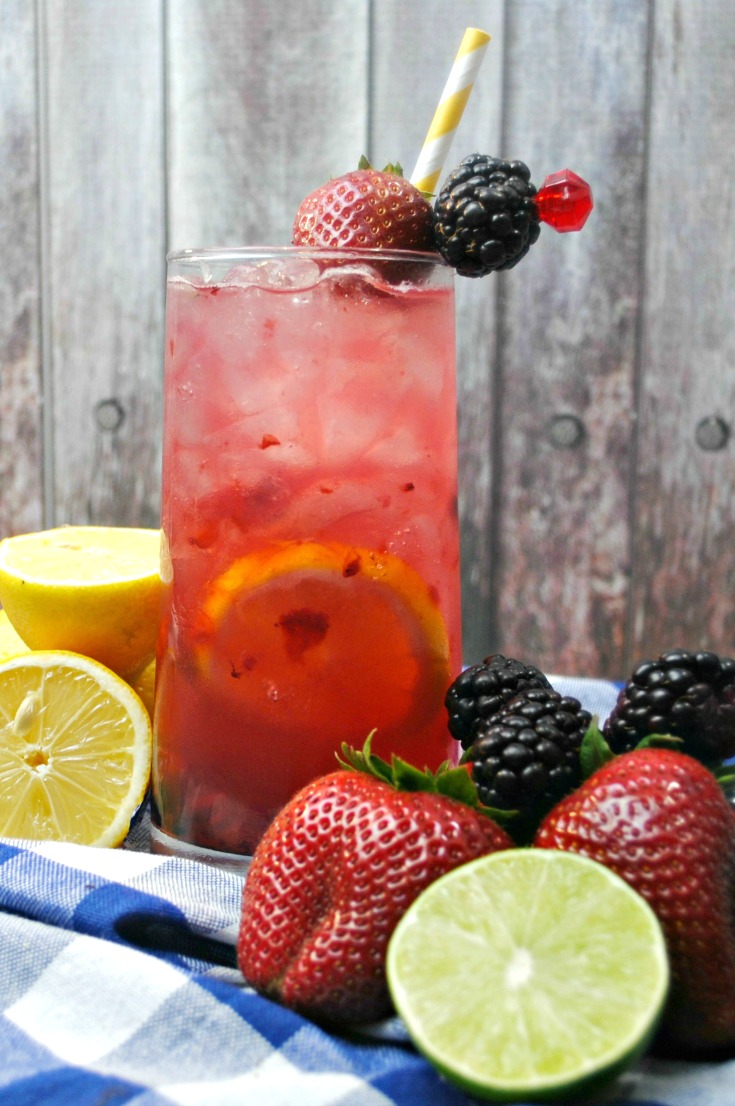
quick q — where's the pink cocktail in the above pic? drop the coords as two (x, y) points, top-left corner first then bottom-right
(151, 248), (460, 865)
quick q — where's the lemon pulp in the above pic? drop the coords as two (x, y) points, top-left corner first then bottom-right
(0, 652), (152, 847)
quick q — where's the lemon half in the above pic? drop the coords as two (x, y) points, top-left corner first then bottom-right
(0, 609), (31, 664)
(0, 526), (162, 678)
(0, 651), (152, 847)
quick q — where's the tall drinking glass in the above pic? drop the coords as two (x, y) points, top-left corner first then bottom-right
(151, 247), (461, 867)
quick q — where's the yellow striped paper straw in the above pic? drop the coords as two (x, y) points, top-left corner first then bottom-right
(410, 28), (491, 194)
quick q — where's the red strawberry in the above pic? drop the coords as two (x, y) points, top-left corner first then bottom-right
(535, 747), (735, 1054)
(292, 159), (434, 252)
(237, 738), (512, 1023)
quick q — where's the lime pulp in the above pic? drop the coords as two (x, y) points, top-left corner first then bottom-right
(386, 848), (669, 1102)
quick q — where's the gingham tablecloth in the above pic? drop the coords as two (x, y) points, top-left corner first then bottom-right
(1, 676), (733, 1105)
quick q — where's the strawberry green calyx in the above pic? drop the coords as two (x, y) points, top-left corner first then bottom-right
(578, 719), (680, 780)
(357, 154), (404, 176)
(579, 719), (708, 781)
(357, 155), (434, 202)
(715, 763), (735, 804)
(578, 718), (616, 780)
(582, 720), (683, 768)
(338, 733), (513, 823)
(579, 720), (735, 806)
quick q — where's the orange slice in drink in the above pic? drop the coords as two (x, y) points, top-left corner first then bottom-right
(192, 540), (451, 754)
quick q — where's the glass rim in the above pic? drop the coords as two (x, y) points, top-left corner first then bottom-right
(166, 244), (448, 267)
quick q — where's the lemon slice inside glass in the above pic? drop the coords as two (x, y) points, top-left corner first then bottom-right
(0, 526), (163, 678)
(0, 651), (152, 847)
(387, 849), (669, 1102)
(192, 540), (450, 745)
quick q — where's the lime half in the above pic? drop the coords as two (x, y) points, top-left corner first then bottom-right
(387, 849), (669, 1102)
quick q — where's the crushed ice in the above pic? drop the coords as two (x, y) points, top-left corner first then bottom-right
(223, 258), (321, 292)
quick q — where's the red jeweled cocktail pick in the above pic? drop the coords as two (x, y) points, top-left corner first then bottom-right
(535, 169), (593, 232)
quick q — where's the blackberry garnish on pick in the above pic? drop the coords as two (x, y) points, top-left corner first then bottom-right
(445, 654), (553, 750)
(433, 155), (541, 276)
(433, 156), (593, 277)
(604, 649), (735, 764)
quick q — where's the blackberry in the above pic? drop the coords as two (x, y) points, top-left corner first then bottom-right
(445, 654), (553, 750)
(470, 688), (591, 822)
(604, 649), (735, 763)
(433, 154), (541, 276)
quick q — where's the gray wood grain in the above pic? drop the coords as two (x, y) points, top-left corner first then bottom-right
(0, 0), (43, 537)
(2, 0), (735, 675)
(43, 0), (165, 527)
(372, 0), (505, 667)
(167, 0), (370, 249)
(631, 0), (735, 663)
(492, 0), (650, 678)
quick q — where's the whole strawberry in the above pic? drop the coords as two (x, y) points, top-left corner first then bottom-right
(292, 158), (434, 252)
(535, 748), (735, 1055)
(237, 738), (512, 1024)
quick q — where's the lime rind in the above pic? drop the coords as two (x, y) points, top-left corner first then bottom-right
(387, 849), (669, 1102)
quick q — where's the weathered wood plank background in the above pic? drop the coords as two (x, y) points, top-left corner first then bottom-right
(1, 0), (734, 680)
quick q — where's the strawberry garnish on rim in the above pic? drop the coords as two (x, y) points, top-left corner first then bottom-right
(292, 157), (435, 252)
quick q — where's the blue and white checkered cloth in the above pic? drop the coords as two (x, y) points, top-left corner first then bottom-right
(1, 677), (732, 1105)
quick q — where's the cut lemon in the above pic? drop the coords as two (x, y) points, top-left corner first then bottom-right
(0, 526), (163, 678)
(387, 849), (669, 1102)
(0, 651), (152, 847)
(127, 658), (156, 719)
(0, 609), (31, 664)
(192, 540), (450, 748)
